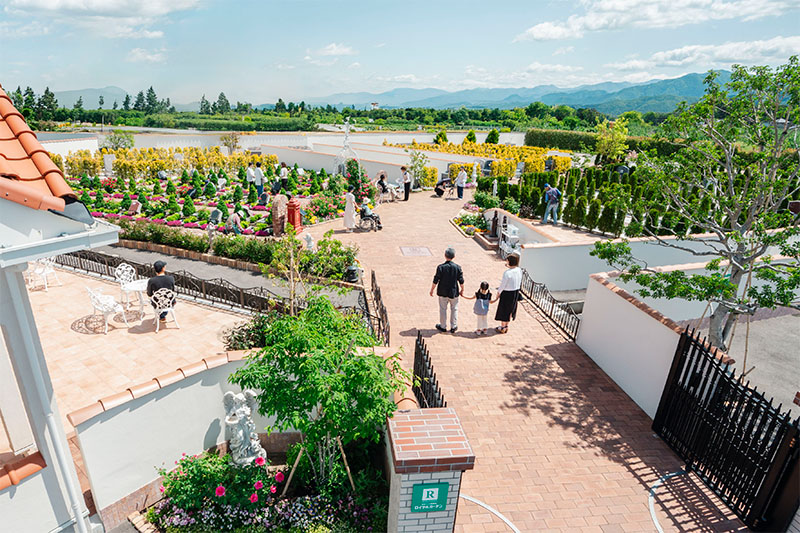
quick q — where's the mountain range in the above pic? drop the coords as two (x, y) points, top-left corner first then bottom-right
(50, 71), (730, 115)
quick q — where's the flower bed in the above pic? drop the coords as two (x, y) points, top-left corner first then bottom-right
(452, 212), (489, 236)
(147, 452), (380, 532)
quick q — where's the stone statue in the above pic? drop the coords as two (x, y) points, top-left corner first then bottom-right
(492, 179), (498, 197)
(223, 390), (267, 466)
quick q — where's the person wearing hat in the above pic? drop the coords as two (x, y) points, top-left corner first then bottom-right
(147, 261), (175, 322)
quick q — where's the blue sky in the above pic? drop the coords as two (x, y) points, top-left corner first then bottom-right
(1, 0), (799, 105)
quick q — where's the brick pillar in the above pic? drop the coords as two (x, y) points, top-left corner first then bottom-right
(286, 198), (303, 234)
(386, 408), (475, 532)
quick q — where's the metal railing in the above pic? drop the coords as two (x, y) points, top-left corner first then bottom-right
(412, 332), (447, 408)
(520, 268), (581, 340)
(370, 270), (391, 346)
(653, 328), (800, 531)
(55, 249), (297, 316)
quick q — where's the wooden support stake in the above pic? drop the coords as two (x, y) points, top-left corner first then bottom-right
(281, 446), (304, 498)
(336, 436), (356, 492)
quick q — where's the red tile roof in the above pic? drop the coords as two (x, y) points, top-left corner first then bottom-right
(0, 84), (75, 212)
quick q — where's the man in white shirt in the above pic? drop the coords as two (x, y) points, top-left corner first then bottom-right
(401, 166), (411, 201)
(254, 162), (265, 198)
(456, 168), (467, 200)
(245, 162), (255, 187)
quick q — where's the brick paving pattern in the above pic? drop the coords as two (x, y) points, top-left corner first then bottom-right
(307, 191), (746, 532)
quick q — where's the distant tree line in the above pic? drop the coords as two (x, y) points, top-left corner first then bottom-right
(8, 85), (673, 134)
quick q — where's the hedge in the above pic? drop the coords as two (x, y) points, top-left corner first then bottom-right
(524, 128), (682, 157)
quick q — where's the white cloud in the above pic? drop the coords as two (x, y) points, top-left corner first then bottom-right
(4, 0), (198, 38)
(375, 74), (419, 83)
(276, 63), (295, 70)
(526, 62), (582, 73)
(348, 62), (361, 69)
(375, 42), (386, 48)
(606, 35), (800, 70)
(0, 20), (49, 37)
(553, 46), (574, 56)
(318, 43), (356, 56)
(514, 0), (800, 41)
(126, 47), (166, 63)
(304, 55), (338, 67)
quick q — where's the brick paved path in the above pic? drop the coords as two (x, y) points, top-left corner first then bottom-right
(306, 191), (746, 532)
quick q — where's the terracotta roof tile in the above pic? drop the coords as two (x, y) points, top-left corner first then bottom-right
(0, 84), (75, 212)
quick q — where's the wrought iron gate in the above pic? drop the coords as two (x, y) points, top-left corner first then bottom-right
(413, 332), (447, 408)
(653, 328), (800, 531)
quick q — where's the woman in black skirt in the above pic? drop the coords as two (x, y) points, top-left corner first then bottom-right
(494, 254), (522, 334)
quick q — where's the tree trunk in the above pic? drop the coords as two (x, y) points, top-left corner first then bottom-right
(708, 261), (745, 350)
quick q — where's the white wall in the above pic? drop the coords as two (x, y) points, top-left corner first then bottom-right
(519, 235), (797, 292)
(42, 137), (99, 156)
(0, 465), (73, 533)
(74, 359), (278, 511)
(484, 208), (555, 245)
(576, 276), (681, 419)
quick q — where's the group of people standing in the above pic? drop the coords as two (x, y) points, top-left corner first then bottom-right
(245, 161), (290, 198)
(430, 248), (522, 335)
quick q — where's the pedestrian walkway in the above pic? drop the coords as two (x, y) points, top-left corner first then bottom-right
(306, 191), (745, 532)
(95, 244), (361, 309)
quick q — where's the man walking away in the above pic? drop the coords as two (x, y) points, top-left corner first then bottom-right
(146, 260), (175, 322)
(401, 166), (411, 201)
(456, 167), (467, 200)
(430, 247), (464, 333)
(542, 183), (561, 225)
(254, 162), (265, 198)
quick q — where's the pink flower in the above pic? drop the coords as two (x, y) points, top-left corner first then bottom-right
(275, 471), (285, 483)
(249, 493), (258, 503)
(270, 485), (276, 494)
(255, 456), (266, 466)
(159, 485), (165, 493)
(215, 485), (226, 497)
(254, 481), (263, 490)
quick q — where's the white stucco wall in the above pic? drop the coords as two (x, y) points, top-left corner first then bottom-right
(73, 359), (278, 511)
(41, 137), (99, 156)
(484, 208), (555, 245)
(576, 276), (682, 419)
(518, 234), (799, 292)
(0, 465), (73, 532)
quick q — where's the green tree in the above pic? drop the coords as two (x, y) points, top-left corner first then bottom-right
(145, 86), (159, 114)
(22, 87), (36, 110)
(220, 132), (240, 153)
(10, 86), (23, 109)
(73, 96), (84, 111)
(182, 197), (196, 217)
(229, 294), (409, 495)
(464, 129), (477, 144)
(232, 185), (243, 203)
(37, 87), (58, 120)
(122, 94), (131, 111)
(133, 91), (145, 111)
(199, 95), (211, 115)
(591, 58), (800, 350)
(166, 194), (180, 214)
(215, 92), (231, 114)
(247, 185), (257, 205)
(585, 198), (602, 231)
(485, 128), (500, 144)
(595, 118), (628, 163)
(433, 129), (448, 145)
(103, 129), (134, 150)
(98, 95), (104, 109)
(165, 180), (177, 196)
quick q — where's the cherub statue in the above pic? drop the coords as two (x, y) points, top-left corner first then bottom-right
(223, 390), (267, 466)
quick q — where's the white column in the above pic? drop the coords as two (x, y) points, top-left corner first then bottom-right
(0, 265), (90, 533)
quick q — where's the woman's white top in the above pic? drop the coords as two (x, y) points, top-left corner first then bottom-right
(497, 267), (522, 293)
(456, 170), (467, 186)
(403, 170), (411, 184)
(280, 167), (288, 178)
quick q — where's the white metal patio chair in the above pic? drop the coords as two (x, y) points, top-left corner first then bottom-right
(30, 257), (62, 291)
(87, 287), (129, 334)
(114, 263), (138, 307)
(150, 288), (179, 333)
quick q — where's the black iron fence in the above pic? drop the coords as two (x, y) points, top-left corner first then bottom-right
(653, 328), (800, 531)
(53, 250), (385, 322)
(520, 268), (581, 340)
(370, 270), (390, 346)
(412, 332), (447, 408)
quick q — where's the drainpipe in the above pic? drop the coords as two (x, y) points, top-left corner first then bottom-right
(5, 268), (90, 533)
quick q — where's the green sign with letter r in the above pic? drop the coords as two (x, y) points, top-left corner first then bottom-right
(411, 482), (449, 513)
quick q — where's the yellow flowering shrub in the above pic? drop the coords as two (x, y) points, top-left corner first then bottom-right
(64, 150), (101, 177)
(491, 159), (516, 177)
(523, 156), (546, 173)
(419, 166), (438, 187)
(449, 163), (476, 181)
(553, 156), (572, 173)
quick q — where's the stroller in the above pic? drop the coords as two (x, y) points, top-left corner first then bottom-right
(358, 203), (382, 231)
